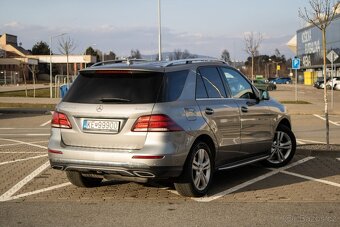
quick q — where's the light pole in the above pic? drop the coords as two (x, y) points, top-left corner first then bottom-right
(158, 0), (162, 61)
(49, 33), (67, 98)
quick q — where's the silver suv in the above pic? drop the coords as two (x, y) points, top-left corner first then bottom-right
(48, 59), (296, 197)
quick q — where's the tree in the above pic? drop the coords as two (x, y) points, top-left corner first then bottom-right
(170, 49), (195, 60)
(244, 32), (263, 81)
(131, 49), (142, 59)
(221, 49), (231, 65)
(299, 0), (340, 148)
(105, 51), (116, 61)
(58, 36), (76, 83)
(31, 41), (50, 55)
(85, 46), (97, 56)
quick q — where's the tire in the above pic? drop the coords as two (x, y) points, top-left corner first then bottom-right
(174, 141), (214, 197)
(66, 171), (102, 187)
(262, 125), (296, 168)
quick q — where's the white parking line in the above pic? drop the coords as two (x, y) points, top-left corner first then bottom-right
(0, 134), (50, 136)
(0, 161), (50, 202)
(8, 182), (72, 201)
(0, 128), (50, 130)
(192, 156), (315, 202)
(40, 120), (51, 127)
(313, 114), (340, 126)
(0, 152), (46, 154)
(0, 138), (48, 149)
(296, 139), (325, 144)
(281, 170), (340, 188)
(0, 140), (48, 147)
(0, 154), (48, 166)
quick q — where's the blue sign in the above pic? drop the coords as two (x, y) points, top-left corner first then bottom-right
(292, 58), (300, 69)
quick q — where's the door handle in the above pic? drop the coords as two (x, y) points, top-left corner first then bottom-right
(241, 106), (248, 113)
(205, 108), (214, 115)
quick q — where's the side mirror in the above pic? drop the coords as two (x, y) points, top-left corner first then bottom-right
(260, 89), (270, 101)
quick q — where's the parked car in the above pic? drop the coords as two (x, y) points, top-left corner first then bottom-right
(48, 59), (296, 197)
(334, 83), (340, 90)
(326, 77), (340, 89)
(269, 77), (292, 84)
(252, 79), (277, 91)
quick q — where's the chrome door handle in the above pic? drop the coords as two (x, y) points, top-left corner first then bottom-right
(205, 108), (214, 115)
(241, 106), (248, 113)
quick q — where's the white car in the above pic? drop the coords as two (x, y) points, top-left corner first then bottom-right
(335, 83), (340, 90)
(326, 77), (340, 89)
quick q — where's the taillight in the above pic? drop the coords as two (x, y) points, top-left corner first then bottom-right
(131, 114), (183, 132)
(51, 111), (72, 129)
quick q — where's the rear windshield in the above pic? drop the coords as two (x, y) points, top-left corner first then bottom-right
(63, 70), (188, 104)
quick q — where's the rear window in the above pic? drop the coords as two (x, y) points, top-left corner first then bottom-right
(63, 70), (188, 104)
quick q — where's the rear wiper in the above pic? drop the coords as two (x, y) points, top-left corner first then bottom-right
(99, 98), (131, 103)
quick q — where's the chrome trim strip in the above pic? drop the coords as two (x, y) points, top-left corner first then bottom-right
(218, 156), (269, 171)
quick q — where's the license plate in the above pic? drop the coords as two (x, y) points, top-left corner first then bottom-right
(83, 119), (120, 133)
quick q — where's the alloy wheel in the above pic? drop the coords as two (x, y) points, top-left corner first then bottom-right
(267, 130), (292, 164)
(192, 148), (211, 190)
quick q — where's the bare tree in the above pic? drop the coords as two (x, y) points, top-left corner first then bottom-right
(58, 36), (76, 84)
(221, 49), (231, 65)
(299, 0), (340, 148)
(244, 32), (263, 81)
(130, 49), (142, 59)
(170, 49), (194, 60)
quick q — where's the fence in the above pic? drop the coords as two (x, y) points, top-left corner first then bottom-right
(54, 75), (77, 98)
(0, 71), (21, 85)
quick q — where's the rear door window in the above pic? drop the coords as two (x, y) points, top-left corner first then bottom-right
(63, 70), (189, 104)
(197, 67), (227, 98)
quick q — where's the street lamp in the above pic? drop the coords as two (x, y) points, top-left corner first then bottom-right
(158, 0), (162, 61)
(49, 33), (67, 98)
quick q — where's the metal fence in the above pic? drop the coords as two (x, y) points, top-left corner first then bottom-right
(0, 70), (21, 85)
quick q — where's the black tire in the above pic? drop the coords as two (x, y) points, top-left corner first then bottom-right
(66, 171), (102, 187)
(262, 125), (296, 168)
(174, 141), (214, 197)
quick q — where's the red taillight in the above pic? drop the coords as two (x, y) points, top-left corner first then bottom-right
(48, 149), (63, 154)
(51, 111), (72, 129)
(131, 114), (183, 132)
(132, 155), (164, 159)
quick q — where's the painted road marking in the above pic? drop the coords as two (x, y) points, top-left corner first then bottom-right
(40, 120), (51, 127)
(296, 139), (325, 144)
(0, 161), (50, 202)
(0, 154), (47, 166)
(0, 140), (48, 147)
(0, 152), (46, 154)
(8, 182), (72, 201)
(0, 128), (50, 130)
(313, 114), (340, 126)
(0, 138), (48, 149)
(0, 134), (50, 136)
(192, 156), (315, 202)
(281, 170), (340, 188)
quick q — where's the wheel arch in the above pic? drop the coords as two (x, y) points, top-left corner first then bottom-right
(277, 117), (291, 130)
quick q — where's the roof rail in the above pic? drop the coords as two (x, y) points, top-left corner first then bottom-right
(91, 59), (150, 67)
(164, 58), (226, 67)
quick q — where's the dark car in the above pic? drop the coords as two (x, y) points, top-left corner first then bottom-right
(252, 79), (277, 91)
(270, 77), (292, 84)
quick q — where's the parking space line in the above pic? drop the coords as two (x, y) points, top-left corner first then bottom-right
(8, 182), (72, 201)
(281, 170), (340, 188)
(313, 114), (340, 126)
(0, 134), (50, 136)
(0, 152), (46, 154)
(192, 156), (315, 202)
(40, 120), (51, 127)
(0, 138), (48, 149)
(0, 154), (48, 166)
(296, 139), (325, 144)
(0, 161), (50, 202)
(0, 140), (48, 147)
(0, 128), (50, 130)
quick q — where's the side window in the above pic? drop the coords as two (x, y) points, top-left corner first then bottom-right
(197, 67), (227, 98)
(196, 73), (208, 98)
(220, 67), (256, 99)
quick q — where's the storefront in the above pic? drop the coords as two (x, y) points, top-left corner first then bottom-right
(296, 13), (340, 83)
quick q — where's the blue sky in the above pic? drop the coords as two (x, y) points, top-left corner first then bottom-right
(0, 0), (311, 60)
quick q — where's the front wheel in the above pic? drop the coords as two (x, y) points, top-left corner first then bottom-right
(174, 141), (213, 197)
(262, 125), (296, 168)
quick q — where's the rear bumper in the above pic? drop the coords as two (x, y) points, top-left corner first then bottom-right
(49, 158), (182, 179)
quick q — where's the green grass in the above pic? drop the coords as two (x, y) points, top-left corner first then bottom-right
(280, 100), (311, 104)
(0, 88), (55, 98)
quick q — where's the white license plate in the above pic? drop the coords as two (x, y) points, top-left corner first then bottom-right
(83, 119), (119, 133)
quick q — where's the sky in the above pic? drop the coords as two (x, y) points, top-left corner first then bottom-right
(0, 0), (312, 60)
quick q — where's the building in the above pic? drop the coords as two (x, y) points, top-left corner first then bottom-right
(0, 33), (96, 85)
(289, 11), (340, 85)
